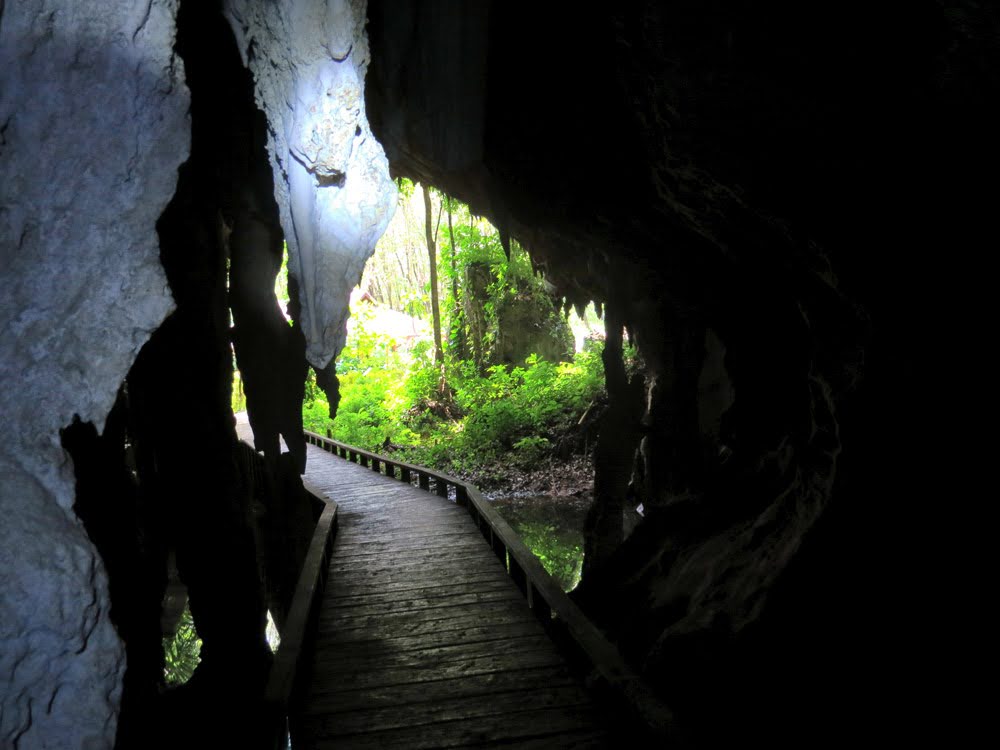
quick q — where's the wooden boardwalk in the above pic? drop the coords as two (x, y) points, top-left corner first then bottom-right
(293, 441), (610, 749)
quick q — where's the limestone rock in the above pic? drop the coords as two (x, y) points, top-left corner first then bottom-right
(225, 0), (396, 372)
(0, 1), (189, 746)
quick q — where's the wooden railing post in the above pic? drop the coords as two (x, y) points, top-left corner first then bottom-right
(509, 556), (527, 596)
(489, 528), (507, 566)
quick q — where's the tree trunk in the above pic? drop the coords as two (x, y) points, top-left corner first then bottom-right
(422, 184), (444, 364)
(446, 195), (467, 360)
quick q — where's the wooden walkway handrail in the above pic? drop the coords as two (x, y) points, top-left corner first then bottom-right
(263, 476), (339, 749)
(302, 430), (677, 742)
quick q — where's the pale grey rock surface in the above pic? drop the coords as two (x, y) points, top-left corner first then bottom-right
(0, 1), (189, 746)
(225, 0), (396, 371)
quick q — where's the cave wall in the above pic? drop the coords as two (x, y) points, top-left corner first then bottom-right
(366, 1), (998, 743)
(2, 1), (400, 746)
(0, 0), (993, 746)
(0, 1), (189, 746)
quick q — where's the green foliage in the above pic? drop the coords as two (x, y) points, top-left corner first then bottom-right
(507, 518), (584, 592)
(302, 395), (332, 434)
(330, 368), (398, 449)
(231, 368), (247, 414)
(323, 335), (604, 474)
(163, 605), (201, 686)
(396, 176), (416, 199)
(451, 348), (604, 463)
(438, 214), (566, 369)
(513, 436), (552, 466)
(304, 189), (606, 475)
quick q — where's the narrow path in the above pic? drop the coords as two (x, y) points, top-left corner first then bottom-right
(294, 441), (610, 748)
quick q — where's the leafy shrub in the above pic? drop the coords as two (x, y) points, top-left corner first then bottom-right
(163, 605), (201, 686)
(513, 520), (584, 591)
(513, 436), (551, 467)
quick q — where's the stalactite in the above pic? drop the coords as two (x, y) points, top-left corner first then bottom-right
(582, 301), (645, 581)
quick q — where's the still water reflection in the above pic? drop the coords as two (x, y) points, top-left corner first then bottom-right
(491, 494), (589, 592)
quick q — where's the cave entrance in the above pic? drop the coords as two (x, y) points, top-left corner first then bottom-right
(260, 180), (609, 593)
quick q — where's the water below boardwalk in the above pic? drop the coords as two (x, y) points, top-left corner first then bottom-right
(491, 494), (589, 591)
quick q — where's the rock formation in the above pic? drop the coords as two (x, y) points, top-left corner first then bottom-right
(1, 0), (995, 747)
(364, 1), (996, 744)
(0, 1), (188, 746)
(225, 0), (396, 393)
(1, 1), (396, 746)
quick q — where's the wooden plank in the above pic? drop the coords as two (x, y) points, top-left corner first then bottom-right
(329, 534), (486, 555)
(320, 608), (545, 645)
(320, 585), (524, 622)
(304, 685), (591, 737)
(328, 571), (503, 598)
(306, 649), (568, 694)
(317, 599), (530, 632)
(334, 514), (475, 530)
(332, 534), (488, 572)
(331, 528), (471, 543)
(311, 633), (553, 669)
(325, 552), (498, 577)
(297, 705), (602, 750)
(300, 665), (578, 714)
(325, 555), (502, 581)
(329, 530), (486, 548)
(317, 588), (524, 622)
(334, 513), (464, 526)
(311, 620), (546, 657)
(320, 598), (525, 627)
(327, 542), (488, 563)
(325, 578), (515, 608)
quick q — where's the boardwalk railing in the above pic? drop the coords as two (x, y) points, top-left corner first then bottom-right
(264, 480), (337, 749)
(303, 430), (677, 742)
(238, 441), (340, 750)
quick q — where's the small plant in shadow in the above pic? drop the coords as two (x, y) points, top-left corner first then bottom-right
(163, 604), (201, 686)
